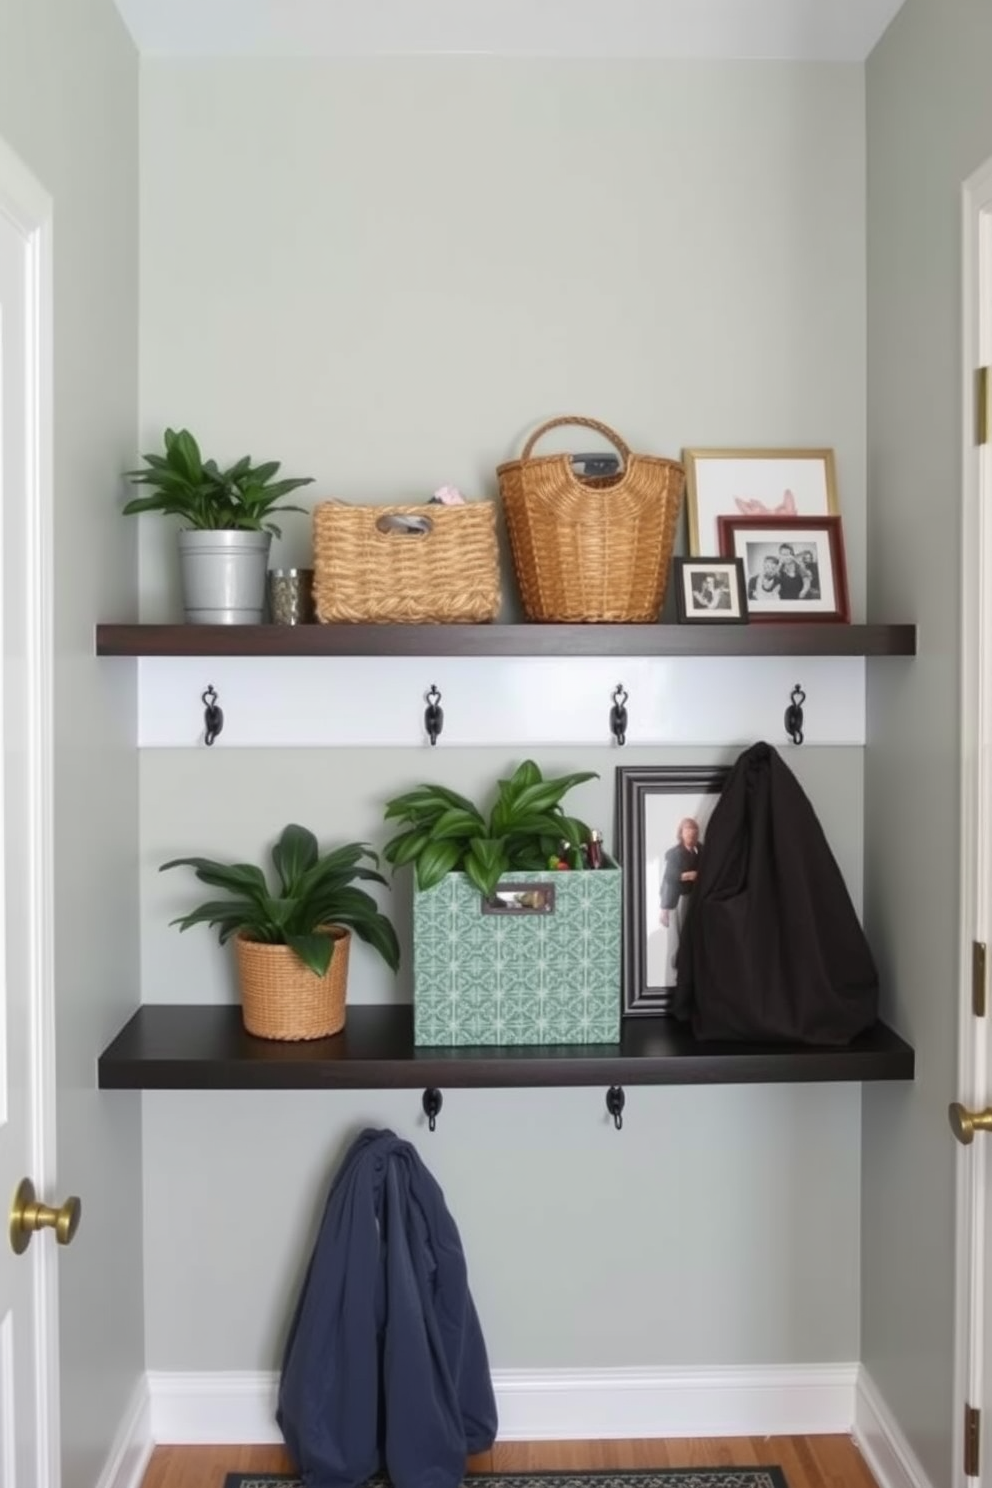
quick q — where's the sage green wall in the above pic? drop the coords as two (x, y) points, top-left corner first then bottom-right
(864, 1), (992, 1481)
(138, 59), (869, 1371)
(0, 0), (142, 1481)
(141, 746), (863, 1369)
(137, 58), (868, 618)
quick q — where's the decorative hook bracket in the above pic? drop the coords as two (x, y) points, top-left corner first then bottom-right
(202, 685), (224, 747)
(610, 684), (629, 747)
(422, 1087), (443, 1132)
(606, 1085), (625, 1131)
(784, 683), (806, 746)
(424, 685), (444, 747)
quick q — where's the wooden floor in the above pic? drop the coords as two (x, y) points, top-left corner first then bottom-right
(141, 1436), (879, 1488)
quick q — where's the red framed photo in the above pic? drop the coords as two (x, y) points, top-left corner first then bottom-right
(717, 514), (850, 623)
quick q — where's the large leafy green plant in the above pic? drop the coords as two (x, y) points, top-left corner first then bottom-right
(161, 824), (400, 977)
(123, 427), (314, 534)
(383, 760), (598, 899)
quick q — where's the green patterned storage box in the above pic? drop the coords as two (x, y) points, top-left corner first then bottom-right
(413, 865), (621, 1046)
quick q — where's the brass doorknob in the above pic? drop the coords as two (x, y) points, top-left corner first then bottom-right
(9, 1178), (81, 1256)
(949, 1103), (992, 1146)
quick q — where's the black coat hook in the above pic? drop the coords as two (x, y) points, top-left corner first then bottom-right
(784, 683), (806, 746)
(202, 685), (224, 747)
(424, 685), (444, 747)
(610, 685), (629, 747)
(606, 1086), (625, 1130)
(422, 1087), (443, 1132)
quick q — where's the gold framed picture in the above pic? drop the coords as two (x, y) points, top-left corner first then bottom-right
(682, 447), (840, 556)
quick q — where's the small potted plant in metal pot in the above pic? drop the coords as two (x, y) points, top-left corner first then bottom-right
(161, 823), (399, 1041)
(123, 427), (314, 624)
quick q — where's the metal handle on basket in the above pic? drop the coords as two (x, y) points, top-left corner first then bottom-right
(520, 416), (631, 468)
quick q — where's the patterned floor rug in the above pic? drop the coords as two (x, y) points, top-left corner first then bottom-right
(224, 1472), (790, 1488)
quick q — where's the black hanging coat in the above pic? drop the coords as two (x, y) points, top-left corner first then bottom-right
(277, 1128), (498, 1488)
(673, 741), (879, 1044)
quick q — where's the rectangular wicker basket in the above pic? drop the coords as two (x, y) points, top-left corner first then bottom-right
(313, 500), (501, 624)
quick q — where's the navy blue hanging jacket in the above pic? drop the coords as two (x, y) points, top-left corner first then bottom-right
(277, 1128), (498, 1488)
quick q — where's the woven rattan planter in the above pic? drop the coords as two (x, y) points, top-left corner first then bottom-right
(234, 927), (351, 1041)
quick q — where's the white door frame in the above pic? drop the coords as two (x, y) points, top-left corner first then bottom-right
(955, 153), (992, 1486)
(0, 134), (59, 1486)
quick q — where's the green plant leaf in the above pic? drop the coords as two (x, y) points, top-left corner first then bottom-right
(271, 823), (319, 896)
(414, 838), (464, 891)
(508, 759), (542, 793)
(502, 811), (580, 839)
(159, 856), (270, 902)
(383, 784), (487, 838)
(303, 882), (381, 923)
(430, 806), (486, 840)
(559, 814), (593, 854)
(296, 842), (379, 894)
(168, 900), (262, 934)
(464, 837), (511, 898)
(301, 868), (389, 904)
(383, 827), (434, 867)
(169, 429), (203, 484)
(506, 840), (552, 869)
(247, 460), (280, 485)
(285, 931), (335, 977)
(430, 783), (486, 813)
(345, 911), (401, 974)
(514, 773), (598, 814)
(221, 455), (253, 482)
(383, 791), (452, 825)
(131, 452), (174, 473)
(264, 475), (313, 497)
(261, 895), (297, 929)
(122, 494), (191, 517)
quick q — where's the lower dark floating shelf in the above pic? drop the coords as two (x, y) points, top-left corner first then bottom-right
(97, 1004), (915, 1091)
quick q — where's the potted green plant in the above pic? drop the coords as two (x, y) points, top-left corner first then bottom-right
(383, 759), (598, 895)
(161, 823), (399, 1041)
(383, 761), (621, 1048)
(123, 427), (314, 624)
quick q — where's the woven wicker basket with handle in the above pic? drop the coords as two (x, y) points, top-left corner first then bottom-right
(235, 926), (351, 1041)
(497, 416), (684, 623)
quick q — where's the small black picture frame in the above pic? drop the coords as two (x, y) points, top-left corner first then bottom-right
(616, 765), (729, 1016)
(673, 557), (748, 624)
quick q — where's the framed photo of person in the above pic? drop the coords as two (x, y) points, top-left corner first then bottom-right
(718, 514), (850, 623)
(682, 447), (839, 556)
(615, 765), (729, 1016)
(673, 557), (748, 624)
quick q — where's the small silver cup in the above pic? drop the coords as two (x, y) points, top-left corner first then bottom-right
(267, 568), (315, 625)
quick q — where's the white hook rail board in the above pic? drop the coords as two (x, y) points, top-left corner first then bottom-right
(136, 655), (865, 748)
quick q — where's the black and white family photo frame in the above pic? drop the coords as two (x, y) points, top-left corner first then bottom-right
(673, 557), (748, 624)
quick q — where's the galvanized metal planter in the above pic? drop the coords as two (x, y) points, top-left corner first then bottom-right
(178, 529), (272, 624)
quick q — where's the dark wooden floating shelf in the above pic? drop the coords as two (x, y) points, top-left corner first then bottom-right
(95, 622), (917, 659)
(97, 1004), (915, 1091)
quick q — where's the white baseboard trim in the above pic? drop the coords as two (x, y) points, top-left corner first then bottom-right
(95, 1375), (154, 1488)
(853, 1368), (935, 1488)
(147, 1363), (859, 1445)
